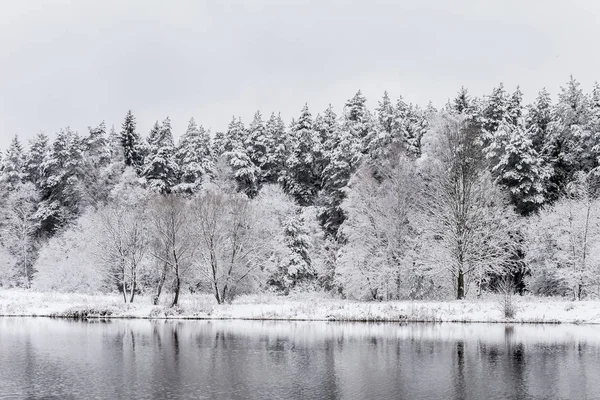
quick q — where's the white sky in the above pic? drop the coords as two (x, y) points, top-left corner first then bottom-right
(1, 0), (599, 149)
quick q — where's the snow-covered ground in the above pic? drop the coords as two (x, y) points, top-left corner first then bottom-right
(2, 289), (600, 324)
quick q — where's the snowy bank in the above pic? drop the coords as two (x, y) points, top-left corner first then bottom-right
(2, 290), (600, 324)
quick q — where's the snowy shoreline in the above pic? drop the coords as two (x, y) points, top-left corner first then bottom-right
(2, 290), (600, 324)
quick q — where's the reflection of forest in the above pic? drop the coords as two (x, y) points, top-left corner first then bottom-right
(1, 319), (600, 399)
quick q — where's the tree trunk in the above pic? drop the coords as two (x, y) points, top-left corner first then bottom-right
(154, 264), (167, 306)
(122, 282), (128, 304)
(171, 274), (181, 307)
(129, 276), (136, 303)
(214, 283), (222, 304)
(457, 268), (465, 300)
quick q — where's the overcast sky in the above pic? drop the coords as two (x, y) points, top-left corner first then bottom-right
(1, 0), (599, 149)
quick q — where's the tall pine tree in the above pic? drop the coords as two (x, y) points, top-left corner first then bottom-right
(284, 104), (321, 205)
(119, 110), (143, 170)
(142, 117), (179, 193)
(175, 118), (213, 193)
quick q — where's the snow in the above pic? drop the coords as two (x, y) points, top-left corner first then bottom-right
(2, 289), (600, 324)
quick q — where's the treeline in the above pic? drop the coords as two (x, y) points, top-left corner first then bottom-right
(1, 76), (600, 303)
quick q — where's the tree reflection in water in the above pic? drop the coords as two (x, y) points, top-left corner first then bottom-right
(1, 319), (600, 399)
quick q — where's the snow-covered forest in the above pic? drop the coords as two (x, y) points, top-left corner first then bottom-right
(2, 76), (600, 305)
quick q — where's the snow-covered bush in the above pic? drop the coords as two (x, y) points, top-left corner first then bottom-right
(0, 246), (17, 288)
(33, 212), (105, 293)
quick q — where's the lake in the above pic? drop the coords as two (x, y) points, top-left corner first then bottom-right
(1, 319), (600, 399)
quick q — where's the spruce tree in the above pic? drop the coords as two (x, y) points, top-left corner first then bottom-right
(545, 76), (592, 198)
(481, 84), (508, 136)
(449, 86), (475, 115)
(80, 121), (116, 207)
(38, 128), (84, 233)
(284, 104), (320, 205)
(119, 110), (143, 170)
(318, 94), (367, 237)
(526, 88), (554, 154)
(368, 92), (396, 157)
(245, 111), (269, 183)
(0, 136), (26, 192)
(24, 133), (50, 188)
(175, 118), (213, 192)
(507, 87), (524, 125)
(492, 119), (551, 215)
(589, 82), (600, 168)
(214, 117), (245, 157)
(398, 103), (428, 157)
(142, 117), (179, 193)
(84, 121), (111, 166)
(313, 105), (338, 183)
(318, 127), (362, 237)
(264, 112), (288, 184)
(218, 117), (260, 197)
(268, 213), (315, 293)
(343, 90), (374, 152)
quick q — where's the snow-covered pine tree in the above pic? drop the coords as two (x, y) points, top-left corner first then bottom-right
(507, 87), (524, 125)
(218, 117), (260, 198)
(0, 136), (26, 192)
(449, 86), (476, 115)
(316, 105), (339, 156)
(213, 116), (245, 157)
(84, 121), (111, 166)
(38, 128), (84, 234)
(318, 126), (363, 237)
(368, 92), (395, 157)
(24, 133), (50, 188)
(267, 212), (315, 293)
(211, 131), (226, 158)
(316, 93), (373, 237)
(397, 102), (428, 158)
(343, 90), (375, 153)
(79, 121), (117, 208)
(312, 106), (339, 182)
(284, 104), (321, 205)
(142, 117), (179, 193)
(263, 112), (288, 184)
(108, 124), (125, 164)
(526, 88), (554, 154)
(245, 111), (269, 183)
(546, 76), (592, 198)
(481, 84), (509, 144)
(589, 82), (600, 169)
(492, 118), (551, 215)
(377, 91), (395, 140)
(119, 110), (143, 170)
(175, 118), (213, 193)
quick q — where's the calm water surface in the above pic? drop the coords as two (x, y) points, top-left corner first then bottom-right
(1, 318), (600, 399)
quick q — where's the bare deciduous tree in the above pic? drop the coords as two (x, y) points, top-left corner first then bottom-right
(419, 114), (517, 299)
(193, 187), (263, 304)
(98, 203), (148, 303)
(336, 156), (426, 300)
(2, 183), (39, 288)
(149, 195), (196, 307)
(526, 170), (600, 300)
